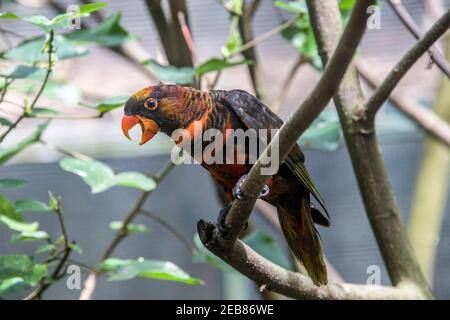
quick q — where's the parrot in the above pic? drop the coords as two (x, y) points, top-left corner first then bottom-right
(121, 84), (330, 285)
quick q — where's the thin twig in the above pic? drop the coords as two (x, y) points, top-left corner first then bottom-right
(177, 11), (199, 64)
(40, 140), (93, 161)
(272, 55), (308, 113)
(140, 209), (193, 253)
(356, 59), (450, 147)
(387, 0), (450, 79)
(79, 161), (176, 300)
(25, 200), (73, 300)
(0, 30), (55, 143)
(365, 9), (450, 118)
(234, 15), (297, 56)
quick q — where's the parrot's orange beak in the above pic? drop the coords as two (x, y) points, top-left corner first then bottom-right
(121, 115), (160, 145)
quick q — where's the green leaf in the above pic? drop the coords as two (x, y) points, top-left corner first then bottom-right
(114, 172), (157, 191)
(2, 35), (88, 63)
(35, 243), (56, 254)
(143, 59), (194, 85)
(242, 231), (291, 270)
(0, 255), (47, 286)
(339, 0), (356, 10)
(299, 109), (343, 151)
(195, 58), (251, 76)
(109, 221), (150, 233)
(0, 194), (22, 221)
(0, 121), (50, 165)
(15, 199), (52, 213)
(0, 277), (26, 297)
(96, 258), (131, 272)
(2, 2), (108, 32)
(221, 16), (242, 58)
(0, 117), (13, 127)
(28, 107), (60, 117)
(68, 243), (83, 254)
(274, 0), (307, 14)
(0, 65), (45, 80)
(221, 0), (243, 15)
(93, 95), (128, 113)
(59, 157), (157, 193)
(0, 12), (20, 19)
(10, 230), (49, 242)
(0, 179), (27, 189)
(0, 216), (39, 232)
(65, 12), (134, 47)
(100, 258), (203, 285)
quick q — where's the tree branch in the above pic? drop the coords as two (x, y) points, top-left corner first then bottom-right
(144, 0), (193, 67)
(237, 0), (265, 99)
(198, 220), (420, 299)
(355, 59), (450, 147)
(0, 30), (54, 143)
(365, 9), (450, 118)
(387, 0), (450, 79)
(306, 0), (432, 299)
(197, 0), (400, 299)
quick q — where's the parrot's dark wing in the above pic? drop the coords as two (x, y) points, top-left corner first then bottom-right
(224, 89), (330, 221)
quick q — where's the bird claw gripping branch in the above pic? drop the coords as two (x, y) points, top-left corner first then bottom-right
(121, 85), (330, 285)
(232, 174), (270, 200)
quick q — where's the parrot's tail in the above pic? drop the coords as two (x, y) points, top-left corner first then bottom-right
(276, 197), (328, 286)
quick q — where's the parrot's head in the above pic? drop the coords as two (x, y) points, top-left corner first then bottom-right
(121, 84), (195, 145)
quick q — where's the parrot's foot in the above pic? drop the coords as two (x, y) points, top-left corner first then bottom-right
(232, 174), (270, 200)
(217, 204), (231, 234)
(217, 204), (248, 234)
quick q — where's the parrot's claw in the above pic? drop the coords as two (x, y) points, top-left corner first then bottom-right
(233, 174), (270, 200)
(217, 204), (248, 234)
(217, 204), (231, 234)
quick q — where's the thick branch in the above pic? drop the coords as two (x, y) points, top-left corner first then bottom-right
(306, 0), (432, 299)
(365, 9), (450, 118)
(198, 220), (421, 299)
(387, 0), (450, 79)
(356, 59), (450, 147)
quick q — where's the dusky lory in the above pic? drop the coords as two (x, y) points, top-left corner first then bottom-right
(121, 85), (330, 285)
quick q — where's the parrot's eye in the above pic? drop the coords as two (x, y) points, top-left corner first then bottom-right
(144, 98), (158, 111)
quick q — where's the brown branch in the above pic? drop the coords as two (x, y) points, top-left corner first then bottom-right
(144, 0), (193, 67)
(0, 30), (54, 143)
(387, 0), (450, 79)
(197, 0), (403, 299)
(198, 221), (420, 299)
(237, 0), (265, 99)
(25, 199), (73, 300)
(365, 9), (450, 118)
(306, 0), (432, 299)
(355, 58), (450, 147)
(140, 209), (193, 254)
(79, 161), (175, 300)
(272, 55), (308, 114)
(209, 16), (297, 90)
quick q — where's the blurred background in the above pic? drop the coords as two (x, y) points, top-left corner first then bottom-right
(0, 0), (449, 299)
